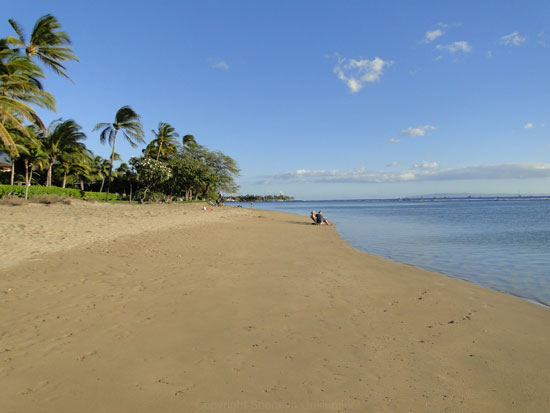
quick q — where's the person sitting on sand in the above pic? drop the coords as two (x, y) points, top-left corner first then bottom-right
(310, 210), (317, 224)
(316, 210), (324, 225)
(316, 210), (330, 225)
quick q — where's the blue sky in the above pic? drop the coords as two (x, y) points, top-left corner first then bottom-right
(3, 0), (550, 199)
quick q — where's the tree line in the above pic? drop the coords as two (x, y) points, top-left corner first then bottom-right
(232, 194), (294, 202)
(0, 14), (239, 201)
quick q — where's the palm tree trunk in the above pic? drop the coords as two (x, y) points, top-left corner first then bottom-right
(99, 177), (105, 192)
(105, 131), (118, 201)
(156, 142), (162, 161)
(80, 178), (84, 191)
(62, 172), (67, 188)
(10, 156), (15, 186)
(47, 161), (53, 187)
(25, 164), (33, 200)
(24, 160), (29, 186)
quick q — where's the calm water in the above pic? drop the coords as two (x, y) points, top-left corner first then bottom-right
(235, 199), (550, 307)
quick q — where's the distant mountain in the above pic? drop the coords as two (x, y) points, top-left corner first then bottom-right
(407, 193), (550, 199)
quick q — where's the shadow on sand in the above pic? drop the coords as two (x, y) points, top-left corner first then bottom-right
(286, 221), (317, 226)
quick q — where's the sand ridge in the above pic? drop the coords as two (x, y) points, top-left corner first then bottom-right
(1, 202), (549, 412)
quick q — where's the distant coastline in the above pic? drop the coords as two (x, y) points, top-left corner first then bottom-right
(257, 195), (550, 203)
(396, 195), (550, 202)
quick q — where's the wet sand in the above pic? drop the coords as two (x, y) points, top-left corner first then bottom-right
(1, 201), (549, 412)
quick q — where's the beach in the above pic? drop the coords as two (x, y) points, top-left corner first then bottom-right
(1, 201), (549, 412)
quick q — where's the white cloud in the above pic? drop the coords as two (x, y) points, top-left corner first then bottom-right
(487, 50), (493, 58)
(261, 163), (550, 184)
(425, 29), (444, 43)
(413, 161), (439, 169)
(524, 122), (534, 129)
(387, 161), (401, 167)
(436, 41), (472, 53)
(333, 54), (394, 93)
(211, 60), (229, 70)
(400, 125), (437, 137)
(388, 138), (401, 143)
(500, 31), (526, 46)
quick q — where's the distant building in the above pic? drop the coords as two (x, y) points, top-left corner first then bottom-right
(0, 151), (11, 172)
(0, 160), (11, 172)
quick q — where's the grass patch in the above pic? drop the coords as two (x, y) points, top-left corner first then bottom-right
(0, 185), (116, 201)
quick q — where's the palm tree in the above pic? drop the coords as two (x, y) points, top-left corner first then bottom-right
(58, 148), (93, 188)
(113, 162), (137, 201)
(7, 14), (79, 80)
(93, 154), (120, 192)
(93, 106), (144, 200)
(0, 125), (46, 198)
(0, 45), (55, 155)
(1, 126), (32, 185)
(97, 157), (110, 192)
(75, 152), (100, 191)
(24, 145), (48, 199)
(149, 122), (179, 161)
(40, 119), (87, 186)
(182, 134), (197, 152)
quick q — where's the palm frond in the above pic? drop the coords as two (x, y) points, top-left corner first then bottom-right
(0, 97), (45, 130)
(37, 54), (70, 80)
(122, 131), (139, 148)
(8, 19), (26, 44)
(25, 14), (78, 80)
(0, 122), (18, 155)
(114, 106), (140, 123)
(92, 122), (111, 131)
(98, 127), (113, 145)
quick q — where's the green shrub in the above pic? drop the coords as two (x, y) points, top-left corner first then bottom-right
(0, 185), (117, 201)
(82, 191), (117, 201)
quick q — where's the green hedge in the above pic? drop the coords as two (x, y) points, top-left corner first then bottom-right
(0, 185), (117, 201)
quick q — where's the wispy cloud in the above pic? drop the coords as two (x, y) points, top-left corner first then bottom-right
(333, 54), (394, 93)
(425, 29), (444, 43)
(524, 122), (534, 129)
(400, 125), (437, 137)
(388, 138), (401, 143)
(436, 41), (472, 53)
(500, 31), (526, 46)
(211, 60), (229, 70)
(261, 163), (550, 184)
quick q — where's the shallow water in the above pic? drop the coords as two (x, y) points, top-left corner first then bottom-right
(235, 199), (550, 307)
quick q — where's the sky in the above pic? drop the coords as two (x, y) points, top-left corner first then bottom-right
(2, 0), (550, 199)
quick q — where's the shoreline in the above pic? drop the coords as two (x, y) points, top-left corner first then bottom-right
(238, 200), (550, 309)
(1, 202), (549, 411)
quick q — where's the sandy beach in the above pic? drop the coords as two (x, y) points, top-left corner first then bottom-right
(1, 201), (549, 412)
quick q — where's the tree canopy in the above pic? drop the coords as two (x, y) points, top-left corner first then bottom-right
(1, 15), (240, 202)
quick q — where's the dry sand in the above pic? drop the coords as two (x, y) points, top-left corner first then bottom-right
(1, 201), (549, 412)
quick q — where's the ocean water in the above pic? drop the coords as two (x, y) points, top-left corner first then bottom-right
(235, 199), (550, 307)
